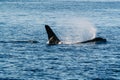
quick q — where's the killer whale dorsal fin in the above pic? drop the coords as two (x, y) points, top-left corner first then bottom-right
(45, 25), (61, 44)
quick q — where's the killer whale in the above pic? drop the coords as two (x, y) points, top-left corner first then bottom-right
(45, 25), (107, 45)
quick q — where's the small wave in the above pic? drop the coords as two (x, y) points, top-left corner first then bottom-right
(0, 78), (23, 80)
(92, 78), (116, 80)
(0, 22), (6, 25)
(0, 40), (39, 44)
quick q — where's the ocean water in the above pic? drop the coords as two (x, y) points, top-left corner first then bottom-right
(0, 1), (120, 80)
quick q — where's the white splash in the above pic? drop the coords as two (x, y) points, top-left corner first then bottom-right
(57, 17), (97, 44)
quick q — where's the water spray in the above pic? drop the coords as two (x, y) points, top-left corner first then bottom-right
(56, 17), (97, 44)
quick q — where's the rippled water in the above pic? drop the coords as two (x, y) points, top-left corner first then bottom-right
(0, 1), (120, 80)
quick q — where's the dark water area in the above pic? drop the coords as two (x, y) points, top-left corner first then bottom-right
(0, 1), (120, 80)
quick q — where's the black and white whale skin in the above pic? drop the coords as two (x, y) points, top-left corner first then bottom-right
(45, 25), (107, 45)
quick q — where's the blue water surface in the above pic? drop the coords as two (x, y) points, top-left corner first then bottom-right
(0, 1), (120, 80)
